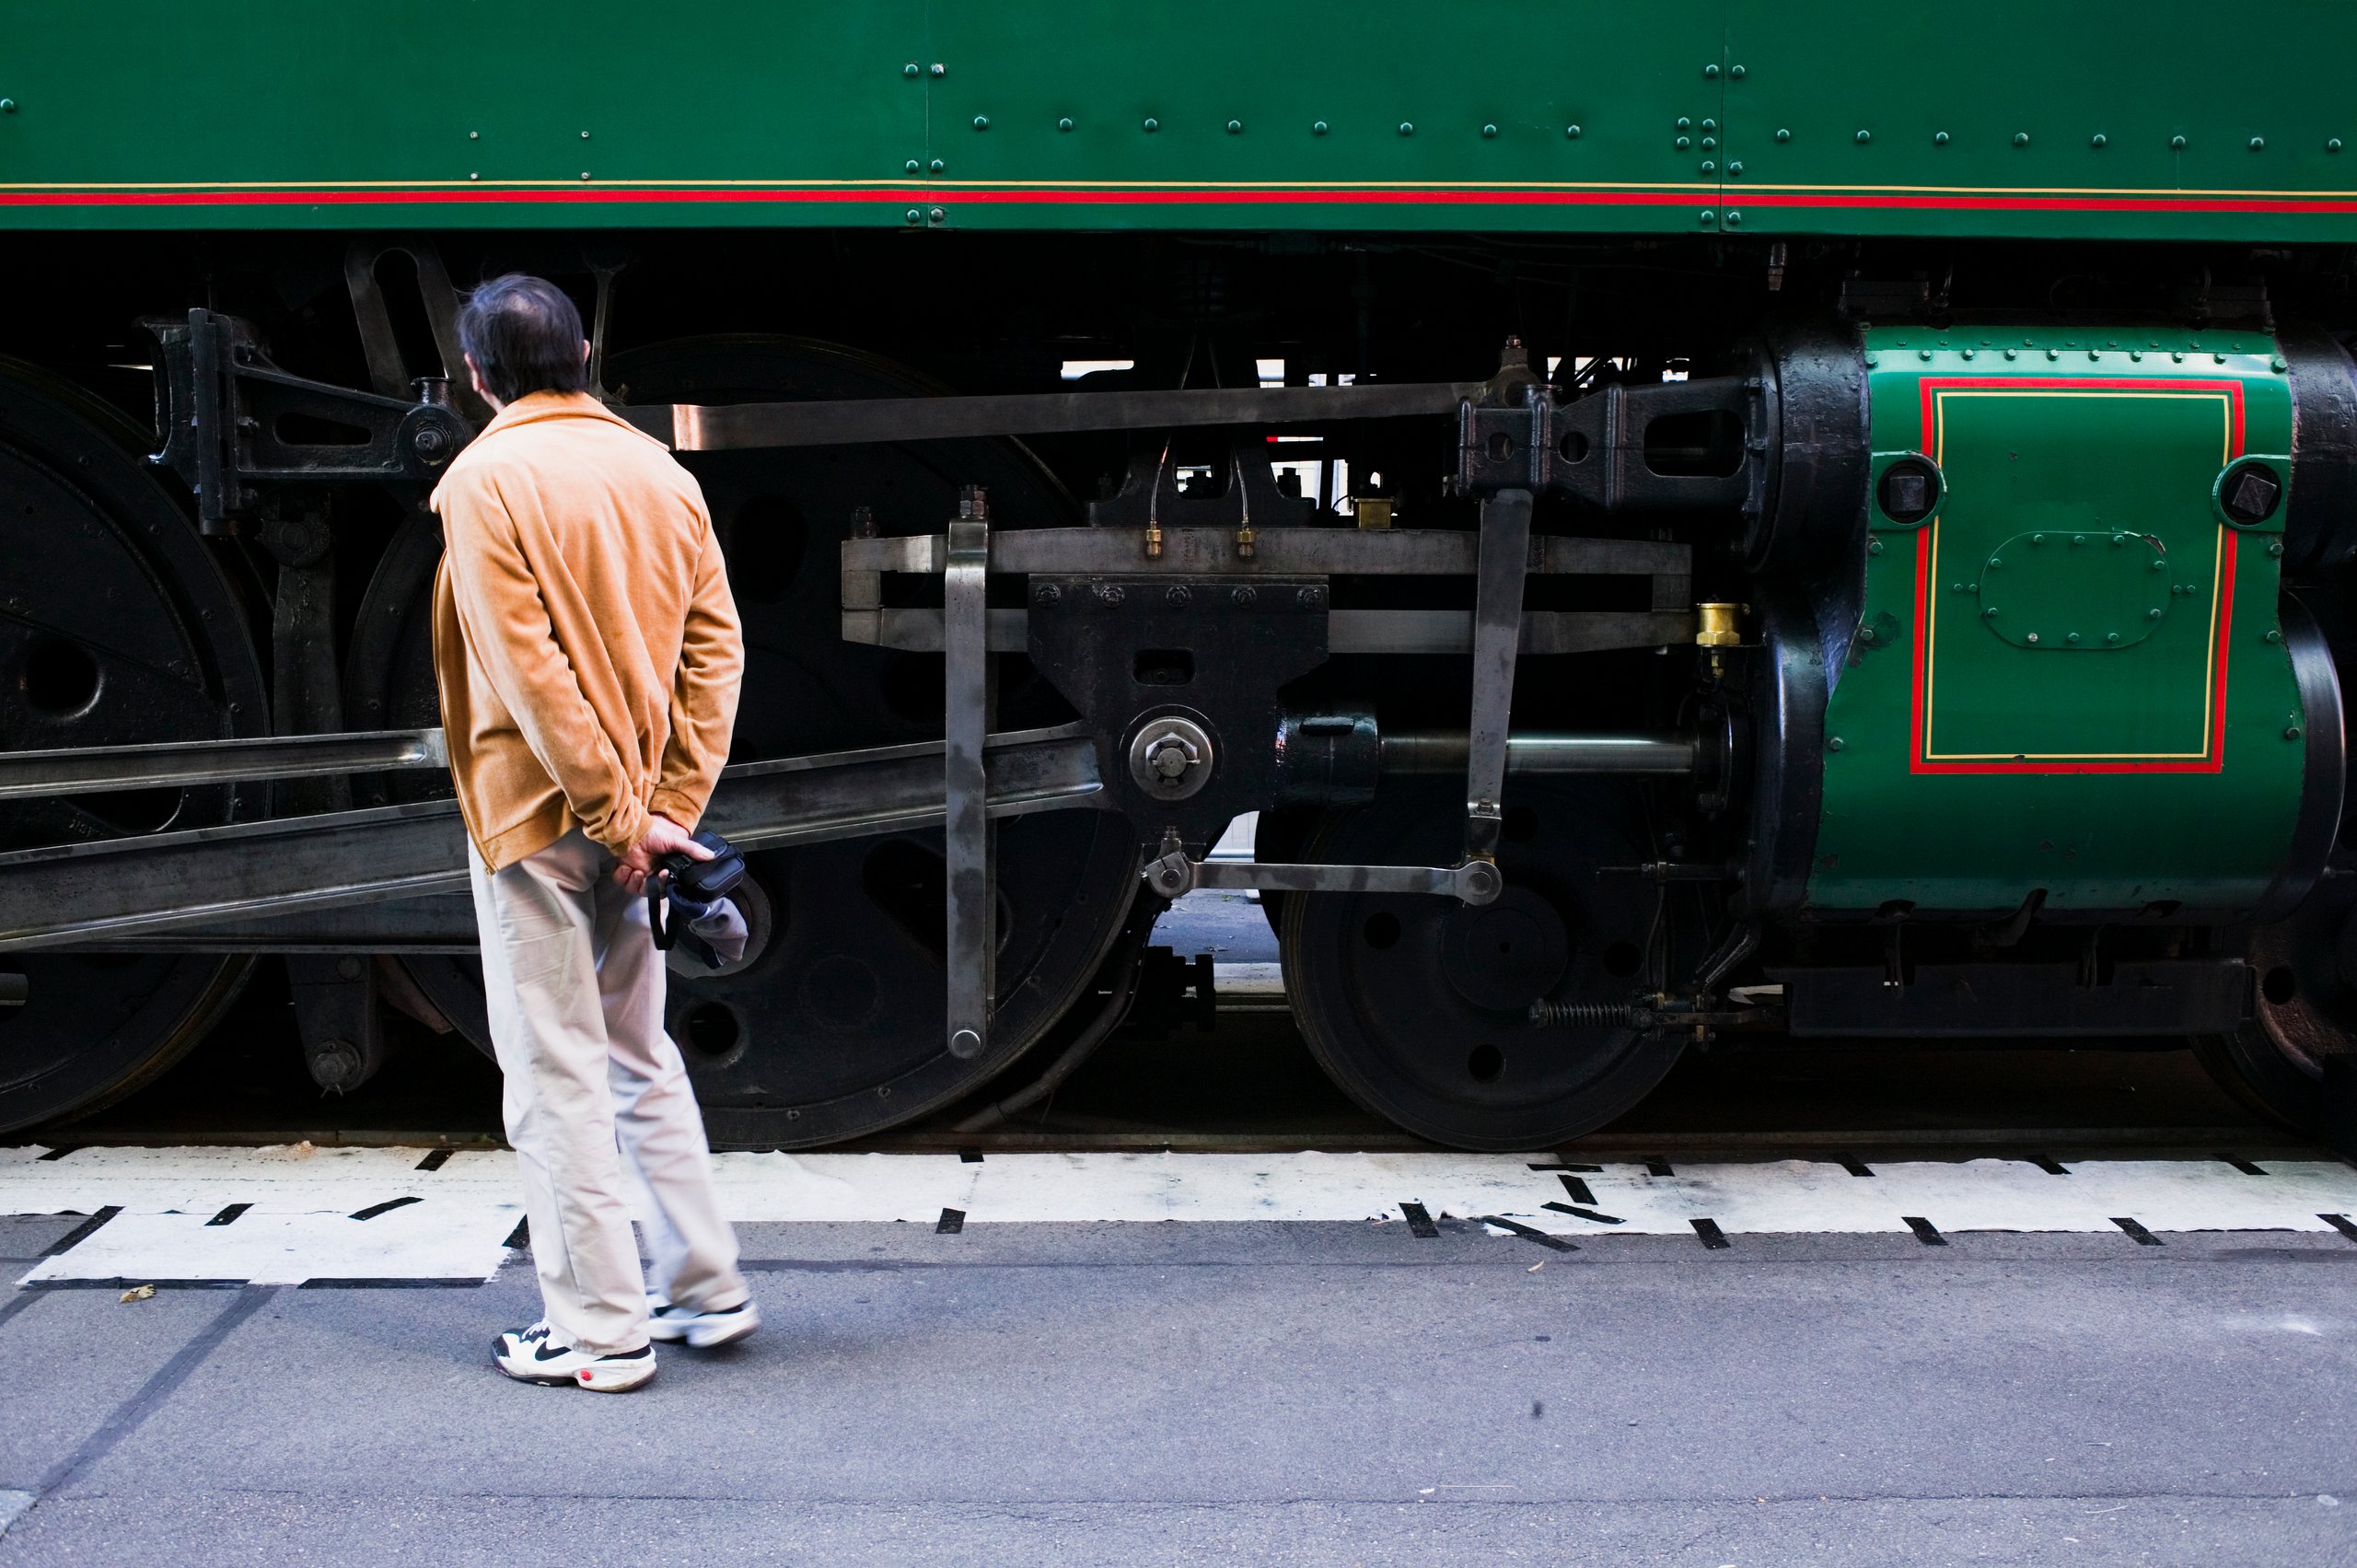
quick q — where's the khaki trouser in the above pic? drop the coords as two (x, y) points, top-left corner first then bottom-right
(468, 829), (749, 1354)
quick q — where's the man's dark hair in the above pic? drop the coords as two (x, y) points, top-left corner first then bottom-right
(457, 274), (589, 404)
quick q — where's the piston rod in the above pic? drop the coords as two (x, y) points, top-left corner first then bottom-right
(1272, 713), (1699, 806)
(1384, 730), (1697, 775)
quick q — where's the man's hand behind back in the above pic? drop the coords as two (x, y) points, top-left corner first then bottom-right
(614, 812), (711, 897)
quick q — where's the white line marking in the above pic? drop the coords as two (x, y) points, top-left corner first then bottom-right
(8, 1147), (2357, 1284)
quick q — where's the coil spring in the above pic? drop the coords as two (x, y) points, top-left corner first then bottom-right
(1527, 1000), (1637, 1028)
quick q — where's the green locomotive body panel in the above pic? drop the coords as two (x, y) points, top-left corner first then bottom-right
(2, 2), (2356, 238)
(1805, 326), (2308, 914)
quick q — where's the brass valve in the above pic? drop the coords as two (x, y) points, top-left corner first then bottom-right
(1695, 601), (1747, 682)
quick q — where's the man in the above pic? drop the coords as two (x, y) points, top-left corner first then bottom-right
(433, 273), (755, 1392)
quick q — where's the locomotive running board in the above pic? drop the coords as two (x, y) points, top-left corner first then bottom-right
(0, 724), (1107, 951)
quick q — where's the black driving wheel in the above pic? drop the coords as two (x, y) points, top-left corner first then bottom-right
(1281, 777), (1699, 1151)
(2192, 904), (2357, 1137)
(352, 337), (1141, 1146)
(0, 360), (264, 1134)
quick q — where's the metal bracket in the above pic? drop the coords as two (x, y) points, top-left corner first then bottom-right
(943, 487), (993, 1060)
(286, 953), (385, 1093)
(1143, 850), (1502, 906)
(147, 309), (472, 533)
(1455, 374), (1762, 512)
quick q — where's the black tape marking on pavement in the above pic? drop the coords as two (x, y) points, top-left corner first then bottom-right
(1903, 1215), (1948, 1247)
(2320, 1214), (2357, 1245)
(1840, 1155), (1875, 1178)
(1527, 1163), (1603, 1173)
(1644, 1156), (1675, 1178)
(503, 1217), (529, 1250)
(1689, 1217), (1730, 1249)
(2111, 1216), (2165, 1246)
(35, 1146), (78, 1162)
(296, 1277), (487, 1289)
(0, 1288), (51, 1333)
(1399, 1202), (1440, 1238)
(43, 1206), (120, 1256)
(1542, 1202), (1625, 1225)
(935, 1207), (966, 1234)
(205, 1204), (250, 1227)
(414, 1149), (453, 1172)
(2218, 1156), (2268, 1176)
(958, 1148), (984, 1164)
(348, 1196), (422, 1222)
(1479, 1216), (1576, 1252)
(31, 1285), (276, 1507)
(2029, 1157), (2071, 1175)
(1556, 1174), (1598, 1205)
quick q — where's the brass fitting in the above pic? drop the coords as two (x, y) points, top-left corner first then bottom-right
(1695, 602), (1746, 648)
(1353, 496), (1394, 530)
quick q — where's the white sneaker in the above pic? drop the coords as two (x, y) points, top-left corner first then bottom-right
(646, 1293), (760, 1350)
(492, 1321), (657, 1391)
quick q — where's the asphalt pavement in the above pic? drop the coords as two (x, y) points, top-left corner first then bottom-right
(2, 1210), (2353, 1566)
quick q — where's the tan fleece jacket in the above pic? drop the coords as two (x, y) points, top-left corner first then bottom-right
(430, 391), (742, 872)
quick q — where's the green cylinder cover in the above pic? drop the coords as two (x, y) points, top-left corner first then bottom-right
(1807, 327), (2307, 913)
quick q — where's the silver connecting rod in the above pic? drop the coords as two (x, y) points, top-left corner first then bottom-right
(0, 725), (1105, 951)
(1383, 731), (1697, 775)
(0, 729), (447, 800)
